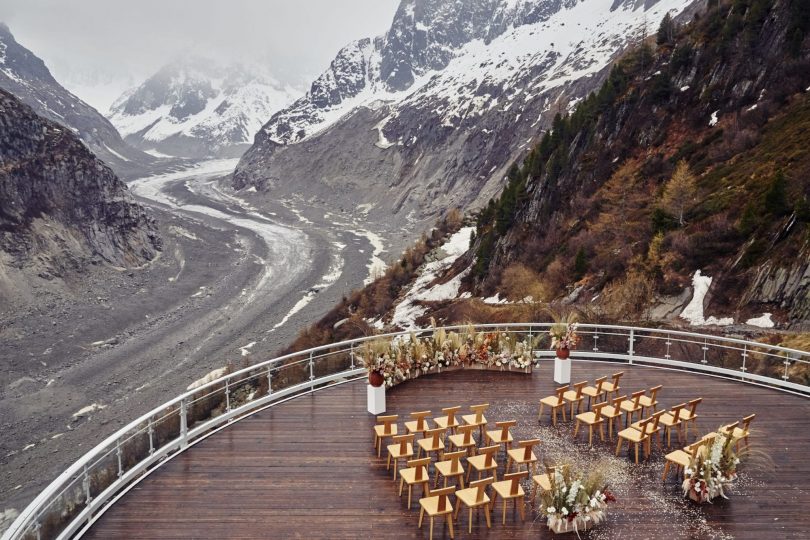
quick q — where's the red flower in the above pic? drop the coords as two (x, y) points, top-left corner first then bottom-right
(603, 489), (616, 503)
(567, 511), (579, 522)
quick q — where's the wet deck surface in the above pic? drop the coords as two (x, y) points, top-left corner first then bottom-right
(86, 360), (810, 539)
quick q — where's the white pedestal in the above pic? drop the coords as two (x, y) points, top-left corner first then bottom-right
(554, 358), (571, 385)
(367, 384), (386, 415)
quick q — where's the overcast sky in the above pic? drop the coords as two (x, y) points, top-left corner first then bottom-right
(1, 0), (399, 111)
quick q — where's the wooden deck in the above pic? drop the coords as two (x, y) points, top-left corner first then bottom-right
(85, 361), (810, 539)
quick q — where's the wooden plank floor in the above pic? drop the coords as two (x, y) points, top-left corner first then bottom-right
(85, 360), (810, 539)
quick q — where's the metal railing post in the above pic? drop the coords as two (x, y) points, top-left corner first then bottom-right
(180, 400), (188, 450)
(784, 355), (792, 381)
(83, 465), (92, 505)
(309, 352), (315, 391)
(148, 418), (155, 455)
(116, 442), (123, 479)
(350, 343), (355, 370)
(702, 338), (709, 365)
(740, 344), (748, 373)
(267, 367), (273, 395)
(628, 328), (635, 364)
(225, 379), (231, 413)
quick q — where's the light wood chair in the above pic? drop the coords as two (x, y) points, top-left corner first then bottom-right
(491, 471), (528, 524)
(405, 410), (432, 437)
(448, 424), (478, 456)
(638, 385), (663, 417)
(600, 394), (625, 441)
(467, 444), (499, 482)
(399, 457), (431, 509)
(679, 398), (702, 439)
(601, 371), (624, 400)
(616, 416), (656, 464)
(724, 413), (755, 451)
(419, 485), (456, 540)
(417, 427), (445, 461)
(582, 376), (608, 409)
(387, 434), (415, 480)
(454, 476), (494, 534)
(434, 406), (462, 435)
(619, 390), (645, 427)
(462, 404), (489, 439)
(630, 410), (665, 454)
(658, 402), (687, 447)
(506, 439), (540, 475)
(662, 441), (703, 481)
(538, 386), (568, 426)
(573, 402), (607, 446)
(373, 415), (398, 458)
(485, 420), (515, 454)
(435, 449), (467, 489)
(530, 466), (557, 507)
(563, 381), (588, 417)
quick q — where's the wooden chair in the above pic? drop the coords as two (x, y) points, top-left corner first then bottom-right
(581, 376), (608, 409)
(658, 402), (687, 447)
(435, 449), (467, 489)
(485, 420), (515, 454)
(454, 476), (493, 534)
(448, 424), (478, 456)
(417, 427), (445, 461)
(462, 404), (489, 439)
(387, 434), (415, 480)
(679, 398), (702, 438)
(638, 385), (663, 416)
(434, 406), (462, 435)
(563, 381), (588, 417)
(601, 371), (624, 400)
(530, 466), (557, 507)
(600, 394), (625, 441)
(538, 386), (568, 426)
(573, 402), (607, 446)
(616, 416), (658, 464)
(399, 457), (431, 508)
(418, 485), (455, 540)
(467, 444), (499, 482)
(619, 390), (645, 427)
(506, 439), (540, 475)
(630, 410), (665, 453)
(724, 413), (755, 451)
(373, 415), (398, 458)
(405, 410), (432, 437)
(662, 441), (703, 481)
(491, 471), (528, 524)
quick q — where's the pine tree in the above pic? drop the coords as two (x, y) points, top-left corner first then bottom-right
(657, 12), (675, 45)
(662, 160), (697, 226)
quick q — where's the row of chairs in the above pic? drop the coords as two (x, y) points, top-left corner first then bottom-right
(537, 372), (625, 425)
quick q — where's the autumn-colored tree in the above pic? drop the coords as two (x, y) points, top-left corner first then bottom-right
(662, 160), (697, 226)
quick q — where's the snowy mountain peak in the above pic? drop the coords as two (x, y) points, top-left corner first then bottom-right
(109, 58), (301, 158)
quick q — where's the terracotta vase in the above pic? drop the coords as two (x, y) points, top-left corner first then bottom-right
(368, 370), (384, 387)
(556, 347), (570, 359)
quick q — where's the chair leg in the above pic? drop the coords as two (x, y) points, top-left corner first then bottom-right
(399, 478), (404, 496)
(502, 498), (507, 524)
(429, 516), (434, 540)
(573, 420), (580, 438)
(469, 507), (473, 534)
(599, 423), (605, 441)
(634, 442), (639, 464)
(419, 508), (424, 528)
(615, 437), (622, 456)
(386, 453), (391, 470)
(588, 425), (593, 447)
(538, 403), (544, 421)
(662, 461), (670, 481)
(447, 514), (455, 539)
(485, 503), (492, 528)
(519, 498), (526, 521)
(408, 485), (412, 509)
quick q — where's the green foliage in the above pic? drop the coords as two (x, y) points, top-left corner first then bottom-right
(651, 207), (677, 234)
(657, 12), (676, 45)
(669, 43), (694, 72)
(764, 170), (789, 216)
(650, 73), (673, 104)
(737, 201), (762, 235)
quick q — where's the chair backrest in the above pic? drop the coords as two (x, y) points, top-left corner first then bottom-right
(593, 403), (606, 421)
(594, 376), (607, 392)
(469, 476), (494, 503)
(610, 395), (626, 411)
(636, 417), (651, 434)
(686, 442), (702, 458)
(648, 385), (663, 400)
(429, 486), (455, 511)
(478, 444), (499, 467)
(611, 372), (624, 386)
(504, 471), (528, 496)
(495, 420), (516, 440)
(687, 398), (702, 415)
(669, 403), (686, 422)
(470, 403), (489, 423)
(573, 381), (587, 398)
(630, 390), (645, 406)
(442, 406), (461, 423)
(518, 438), (540, 461)
(741, 413), (755, 431)
(424, 427), (444, 447)
(443, 450), (467, 473)
(647, 410), (665, 432)
(457, 424), (476, 444)
(554, 386), (567, 405)
(376, 414), (398, 435)
(721, 421), (739, 437)
(393, 434), (414, 453)
(411, 410), (431, 431)
(407, 457), (431, 481)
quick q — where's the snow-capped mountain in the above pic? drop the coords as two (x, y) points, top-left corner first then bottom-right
(0, 23), (153, 175)
(233, 0), (696, 228)
(110, 59), (300, 158)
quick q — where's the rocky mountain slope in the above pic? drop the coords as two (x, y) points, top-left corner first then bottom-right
(232, 0), (696, 230)
(0, 88), (162, 304)
(0, 23), (153, 176)
(109, 59), (299, 158)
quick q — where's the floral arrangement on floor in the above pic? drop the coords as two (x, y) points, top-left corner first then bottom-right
(362, 322), (538, 387)
(548, 312), (580, 353)
(682, 431), (740, 503)
(539, 463), (616, 535)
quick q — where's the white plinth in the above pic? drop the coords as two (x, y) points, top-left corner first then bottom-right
(367, 384), (386, 415)
(554, 358), (571, 385)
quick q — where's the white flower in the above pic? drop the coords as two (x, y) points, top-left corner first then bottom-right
(546, 506), (556, 514)
(561, 507), (569, 516)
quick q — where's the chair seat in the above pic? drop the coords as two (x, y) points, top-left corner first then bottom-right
(435, 460), (465, 477)
(420, 496), (454, 516)
(456, 487), (491, 508)
(575, 411), (603, 424)
(388, 443), (415, 459)
(449, 433), (477, 448)
(664, 449), (691, 468)
(620, 402), (641, 413)
(434, 416), (460, 430)
(417, 438), (444, 453)
(602, 382), (619, 393)
(639, 396), (657, 408)
(617, 427), (646, 443)
(601, 405), (622, 418)
(492, 480), (525, 499)
(506, 448), (537, 464)
(539, 396), (564, 408)
(486, 431), (513, 445)
(532, 473), (551, 492)
(405, 420), (432, 434)
(679, 410), (696, 422)
(581, 386), (604, 398)
(400, 466), (430, 485)
(659, 412), (681, 427)
(467, 453), (498, 472)
(462, 413), (487, 427)
(374, 424), (398, 438)
(562, 390), (582, 402)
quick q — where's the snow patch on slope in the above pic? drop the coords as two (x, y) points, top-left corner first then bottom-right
(746, 313), (775, 328)
(679, 270), (734, 326)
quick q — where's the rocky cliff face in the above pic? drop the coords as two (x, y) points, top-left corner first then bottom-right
(109, 59), (299, 158)
(0, 23), (153, 176)
(232, 0), (695, 229)
(0, 89), (161, 290)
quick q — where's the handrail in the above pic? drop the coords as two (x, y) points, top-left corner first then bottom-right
(3, 323), (808, 540)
